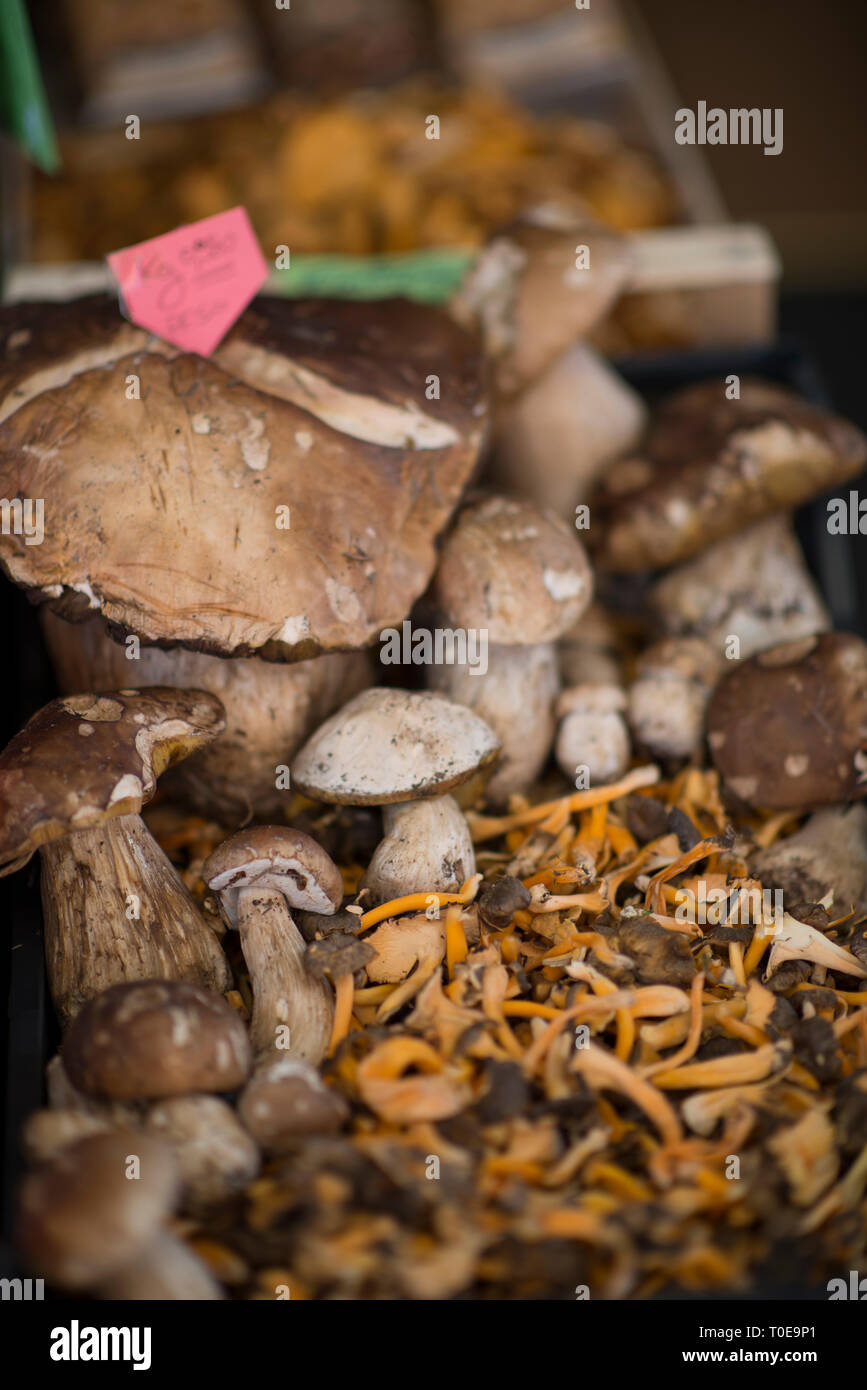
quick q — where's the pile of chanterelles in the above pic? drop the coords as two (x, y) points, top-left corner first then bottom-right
(3, 245), (867, 1299)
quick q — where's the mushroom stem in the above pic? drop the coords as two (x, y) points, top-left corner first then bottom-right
(236, 885), (333, 1063)
(429, 643), (561, 808)
(361, 795), (476, 904)
(40, 813), (230, 1027)
(98, 1228), (224, 1300)
(753, 805), (867, 912)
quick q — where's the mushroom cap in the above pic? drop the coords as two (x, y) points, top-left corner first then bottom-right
(41, 607), (374, 820)
(202, 825), (343, 927)
(707, 633), (867, 810)
(0, 687), (225, 876)
(0, 295), (487, 660)
(18, 1130), (180, 1288)
(430, 495), (593, 643)
(291, 687), (500, 805)
(62, 980), (252, 1100)
(647, 517), (830, 658)
(451, 208), (631, 396)
(590, 378), (867, 572)
(238, 1056), (349, 1151)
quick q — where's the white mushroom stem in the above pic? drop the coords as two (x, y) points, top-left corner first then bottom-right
(97, 1228), (224, 1300)
(555, 683), (630, 786)
(40, 814), (230, 1028)
(236, 885), (333, 1063)
(493, 345), (647, 514)
(647, 517), (830, 659)
(361, 796), (476, 905)
(753, 804), (867, 912)
(765, 913), (867, 980)
(41, 608), (373, 820)
(429, 642), (560, 807)
(627, 638), (721, 763)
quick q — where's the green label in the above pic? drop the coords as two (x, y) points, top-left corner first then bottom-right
(270, 249), (475, 305)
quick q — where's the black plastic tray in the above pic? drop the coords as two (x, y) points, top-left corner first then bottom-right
(2, 337), (864, 1288)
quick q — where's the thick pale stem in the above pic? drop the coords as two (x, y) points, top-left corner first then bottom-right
(40, 813), (231, 1028)
(361, 795), (475, 904)
(237, 886), (333, 1064)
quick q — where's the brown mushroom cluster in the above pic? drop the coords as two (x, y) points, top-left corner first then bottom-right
(3, 279), (867, 1302)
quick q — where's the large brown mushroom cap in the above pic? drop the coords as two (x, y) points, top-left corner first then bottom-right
(62, 979), (252, 1100)
(590, 378), (867, 572)
(18, 1130), (180, 1289)
(0, 687), (225, 875)
(430, 495), (592, 643)
(292, 686), (500, 805)
(707, 633), (867, 810)
(0, 294), (488, 659)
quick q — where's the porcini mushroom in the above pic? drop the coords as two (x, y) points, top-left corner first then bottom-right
(0, 294), (487, 816)
(0, 689), (231, 1025)
(291, 687), (499, 903)
(628, 637), (721, 764)
(427, 495), (592, 805)
(707, 633), (867, 810)
(555, 683), (631, 786)
(449, 205), (631, 397)
(41, 608), (374, 820)
(62, 980), (252, 1100)
(203, 825), (342, 1062)
(590, 378), (867, 572)
(18, 1131), (223, 1298)
(238, 1055), (349, 1153)
(647, 516), (830, 660)
(752, 804), (867, 912)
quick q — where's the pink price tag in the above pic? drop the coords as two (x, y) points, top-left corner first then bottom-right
(106, 207), (268, 357)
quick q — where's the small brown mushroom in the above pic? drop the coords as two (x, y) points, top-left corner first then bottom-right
(62, 980), (252, 1100)
(427, 495), (592, 805)
(292, 687), (499, 902)
(238, 1055), (349, 1152)
(203, 825), (342, 1062)
(707, 633), (867, 810)
(0, 689), (231, 1025)
(18, 1131), (223, 1298)
(590, 378), (867, 572)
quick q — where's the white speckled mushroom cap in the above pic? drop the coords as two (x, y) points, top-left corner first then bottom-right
(291, 687), (501, 805)
(430, 495), (593, 644)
